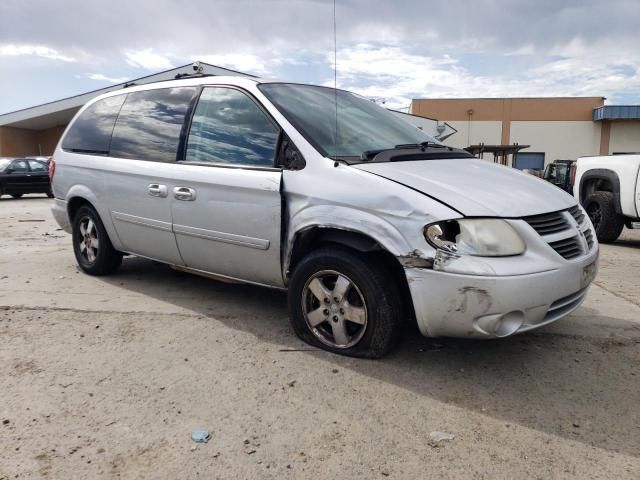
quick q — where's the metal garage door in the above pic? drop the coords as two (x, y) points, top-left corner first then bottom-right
(513, 152), (545, 170)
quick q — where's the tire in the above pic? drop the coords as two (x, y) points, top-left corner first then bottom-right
(72, 205), (122, 275)
(46, 190), (54, 198)
(11, 193), (23, 199)
(288, 246), (403, 359)
(584, 191), (624, 243)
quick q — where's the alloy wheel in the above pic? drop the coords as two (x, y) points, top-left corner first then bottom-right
(78, 216), (100, 264)
(301, 270), (368, 348)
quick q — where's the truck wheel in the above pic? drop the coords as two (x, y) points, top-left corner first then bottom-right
(11, 193), (23, 199)
(72, 205), (122, 275)
(288, 246), (402, 359)
(584, 191), (624, 243)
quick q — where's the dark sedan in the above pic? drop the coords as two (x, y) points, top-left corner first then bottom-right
(0, 158), (53, 199)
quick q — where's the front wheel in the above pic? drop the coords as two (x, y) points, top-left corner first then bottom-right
(584, 191), (624, 243)
(72, 205), (122, 275)
(288, 247), (403, 358)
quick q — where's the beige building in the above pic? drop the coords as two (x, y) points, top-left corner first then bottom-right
(411, 97), (640, 169)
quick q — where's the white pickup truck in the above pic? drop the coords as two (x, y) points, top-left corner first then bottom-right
(574, 154), (640, 242)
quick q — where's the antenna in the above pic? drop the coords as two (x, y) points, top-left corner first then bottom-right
(333, 0), (339, 167)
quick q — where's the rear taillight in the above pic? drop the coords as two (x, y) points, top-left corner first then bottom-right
(48, 156), (56, 182)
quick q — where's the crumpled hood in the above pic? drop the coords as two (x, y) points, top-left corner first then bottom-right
(354, 158), (576, 217)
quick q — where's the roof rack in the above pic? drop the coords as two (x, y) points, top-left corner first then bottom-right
(174, 72), (215, 80)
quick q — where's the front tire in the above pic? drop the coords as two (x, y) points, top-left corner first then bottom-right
(72, 205), (122, 275)
(288, 246), (403, 358)
(584, 191), (624, 243)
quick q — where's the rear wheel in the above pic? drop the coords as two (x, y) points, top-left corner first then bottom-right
(584, 191), (624, 243)
(288, 246), (403, 358)
(72, 205), (122, 275)
(11, 193), (23, 199)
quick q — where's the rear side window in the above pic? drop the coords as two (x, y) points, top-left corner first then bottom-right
(28, 160), (47, 172)
(62, 95), (126, 154)
(184, 87), (279, 167)
(110, 87), (197, 163)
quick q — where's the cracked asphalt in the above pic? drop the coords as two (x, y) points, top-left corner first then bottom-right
(1, 196), (639, 479)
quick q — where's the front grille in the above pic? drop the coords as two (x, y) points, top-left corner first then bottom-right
(523, 211), (568, 235)
(544, 288), (587, 322)
(568, 205), (585, 225)
(548, 236), (583, 259)
(523, 205), (594, 261)
(584, 229), (594, 249)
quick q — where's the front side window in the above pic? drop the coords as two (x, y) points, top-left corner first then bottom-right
(259, 83), (439, 159)
(61, 95), (126, 154)
(185, 87), (279, 167)
(110, 87), (197, 162)
(10, 160), (28, 173)
(28, 160), (47, 172)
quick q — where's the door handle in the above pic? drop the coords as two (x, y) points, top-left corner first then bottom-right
(174, 186), (197, 201)
(148, 183), (168, 198)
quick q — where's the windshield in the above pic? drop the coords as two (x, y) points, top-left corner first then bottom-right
(546, 164), (568, 184)
(259, 83), (439, 158)
(0, 159), (12, 172)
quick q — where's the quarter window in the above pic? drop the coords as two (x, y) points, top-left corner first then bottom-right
(110, 87), (197, 162)
(185, 87), (279, 167)
(61, 95), (126, 154)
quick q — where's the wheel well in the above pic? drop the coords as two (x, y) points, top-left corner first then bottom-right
(67, 197), (93, 222)
(287, 227), (416, 322)
(580, 169), (624, 215)
(581, 177), (613, 201)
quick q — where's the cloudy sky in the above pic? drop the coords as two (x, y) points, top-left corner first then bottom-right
(1, 0), (639, 113)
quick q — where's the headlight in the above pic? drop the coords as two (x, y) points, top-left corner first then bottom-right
(424, 219), (525, 257)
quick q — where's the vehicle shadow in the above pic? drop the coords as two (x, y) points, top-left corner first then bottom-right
(0, 195), (52, 201)
(98, 256), (640, 458)
(612, 238), (640, 250)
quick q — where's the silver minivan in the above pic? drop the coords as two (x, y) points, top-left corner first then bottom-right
(51, 76), (599, 358)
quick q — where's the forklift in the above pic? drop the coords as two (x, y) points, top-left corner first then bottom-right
(543, 159), (576, 194)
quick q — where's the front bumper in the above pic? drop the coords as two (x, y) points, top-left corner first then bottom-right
(405, 248), (599, 338)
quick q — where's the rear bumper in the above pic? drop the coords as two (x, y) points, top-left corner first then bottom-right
(51, 198), (71, 233)
(405, 248), (599, 338)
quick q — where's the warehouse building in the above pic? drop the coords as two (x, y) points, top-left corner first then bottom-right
(411, 97), (640, 169)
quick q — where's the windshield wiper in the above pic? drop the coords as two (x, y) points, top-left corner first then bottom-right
(395, 141), (449, 150)
(360, 142), (451, 161)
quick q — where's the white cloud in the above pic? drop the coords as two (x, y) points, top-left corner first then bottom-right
(0, 44), (76, 62)
(330, 44), (640, 109)
(193, 53), (269, 76)
(125, 48), (173, 70)
(86, 73), (129, 83)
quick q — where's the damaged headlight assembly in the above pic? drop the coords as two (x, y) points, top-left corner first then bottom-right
(424, 219), (526, 257)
